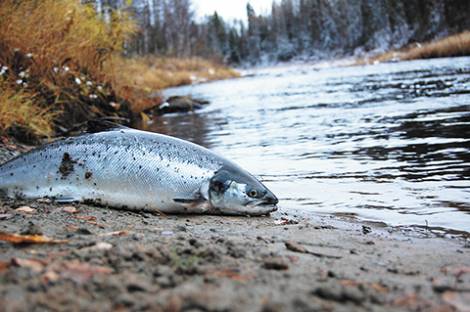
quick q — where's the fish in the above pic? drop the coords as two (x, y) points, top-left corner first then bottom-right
(0, 126), (278, 216)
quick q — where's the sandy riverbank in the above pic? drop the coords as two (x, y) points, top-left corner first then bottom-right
(0, 201), (469, 311)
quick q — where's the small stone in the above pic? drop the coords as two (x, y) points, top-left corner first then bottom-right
(92, 242), (113, 250)
(189, 238), (202, 248)
(285, 241), (308, 253)
(36, 198), (51, 203)
(263, 257), (289, 270)
(20, 222), (42, 235)
(127, 282), (147, 292)
(76, 228), (93, 235)
(175, 225), (187, 232)
(0, 213), (13, 220)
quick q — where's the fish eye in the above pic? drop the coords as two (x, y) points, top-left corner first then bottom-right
(248, 190), (258, 198)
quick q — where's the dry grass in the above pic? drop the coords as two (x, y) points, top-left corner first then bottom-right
(0, 0), (135, 82)
(106, 56), (240, 112)
(0, 82), (54, 137)
(0, 0), (238, 137)
(358, 31), (470, 65)
(0, 0), (135, 137)
(400, 31), (470, 60)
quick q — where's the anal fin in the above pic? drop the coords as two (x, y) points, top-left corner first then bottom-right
(173, 197), (210, 211)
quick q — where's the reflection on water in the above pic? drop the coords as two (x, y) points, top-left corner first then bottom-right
(154, 57), (470, 232)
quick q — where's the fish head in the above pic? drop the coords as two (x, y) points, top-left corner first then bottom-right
(208, 167), (278, 216)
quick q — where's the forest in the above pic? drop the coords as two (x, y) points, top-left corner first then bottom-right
(106, 0), (470, 64)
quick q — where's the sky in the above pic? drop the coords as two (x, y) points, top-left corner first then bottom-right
(192, 0), (273, 22)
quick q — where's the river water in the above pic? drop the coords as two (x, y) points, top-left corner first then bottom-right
(156, 57), (470, 233)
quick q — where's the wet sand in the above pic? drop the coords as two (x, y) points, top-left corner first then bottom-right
(1, 145), (469, 311)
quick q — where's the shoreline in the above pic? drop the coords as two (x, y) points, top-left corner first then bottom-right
(0, 199), (469, 311)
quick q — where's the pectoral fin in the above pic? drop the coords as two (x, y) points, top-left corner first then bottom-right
(173, 194), (210, 211)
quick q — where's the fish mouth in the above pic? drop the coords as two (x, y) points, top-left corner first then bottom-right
(249, 200), (279, 212)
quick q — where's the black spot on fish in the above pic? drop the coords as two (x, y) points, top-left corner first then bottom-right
(85, 171), (93, 179)
(9, 172), (13, 176)
(59, 152), (76, 179)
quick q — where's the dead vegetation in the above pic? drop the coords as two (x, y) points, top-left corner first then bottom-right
(107, 56), (239, 113)
(0, 0), (135, 139)
(359, 31), (470, 65)
(0, 0), (237, 141)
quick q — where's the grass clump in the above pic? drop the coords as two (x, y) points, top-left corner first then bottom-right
(400, 31), (470, 60)
(0, 82), (54, 137)
(359, 31), (470, 65)
(0, 0), (135, 139)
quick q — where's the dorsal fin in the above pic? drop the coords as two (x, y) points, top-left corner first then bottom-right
(59, 118), (131, 136)
(85, 118), (130, 133)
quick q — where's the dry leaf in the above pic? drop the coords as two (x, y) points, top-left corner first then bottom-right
(42, 270), (60, 283)
(0, 231), (68, 244)
(340, 279), (361, 287)
(286, 255), (300, 263)
(208, 269), (253, 282)
(74, 215), (105, 227)
(11, 258), (46, 272)
(0, 261), (10, 272)
(60, 260), (113, 283)
(393, 293), (417, 306)
(62, 206), (79, 214)
(442, 291), (470, 312)
(74, 215), (97, 222)
(369, 282), (389, 294)
(15, 206), (36, 213)
(65, 225), (79, 232)
(441, 265), (470, 278)
(99, 230), (129, 237)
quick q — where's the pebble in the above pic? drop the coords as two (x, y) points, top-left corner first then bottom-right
(92, 242), (113, 250)
(161, 230), (174, 236)
(263, 257), (289, 270)
(285, 241), (308, 253)
(0, 213), (13, 220)
(76, 228), (93, 235)
(20, 222), (42, 235)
